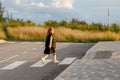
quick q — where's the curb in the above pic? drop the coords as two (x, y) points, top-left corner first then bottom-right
(0, 39), (7, 44)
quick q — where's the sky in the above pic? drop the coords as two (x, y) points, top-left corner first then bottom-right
(0, 0), (120, 24)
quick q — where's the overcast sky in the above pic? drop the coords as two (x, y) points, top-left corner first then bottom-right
(0, 0), (120, 24)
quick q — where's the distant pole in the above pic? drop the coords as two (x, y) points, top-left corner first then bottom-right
(108, 8), (110, 32)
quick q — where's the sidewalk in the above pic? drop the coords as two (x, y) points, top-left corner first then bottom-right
(55, 41), (120, 80)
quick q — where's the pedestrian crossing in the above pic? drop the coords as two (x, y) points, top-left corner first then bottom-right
(0, 57), (77, 70)
(30, 59), (52, 67)
(59, 57), (77, 65)
(1, 61), (26, 70)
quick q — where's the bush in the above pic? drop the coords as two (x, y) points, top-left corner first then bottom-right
(0, 23), (6, 39)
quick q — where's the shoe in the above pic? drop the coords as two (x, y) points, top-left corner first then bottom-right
(41, 58), (44, 64)
(54, 60), (59, 63)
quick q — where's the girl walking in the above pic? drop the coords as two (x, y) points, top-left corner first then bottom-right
(41, 27), (59, 63)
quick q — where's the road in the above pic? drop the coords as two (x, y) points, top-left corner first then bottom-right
(0, 42), (94, 80)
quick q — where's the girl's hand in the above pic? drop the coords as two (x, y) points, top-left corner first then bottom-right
(49, 46), (51, 49)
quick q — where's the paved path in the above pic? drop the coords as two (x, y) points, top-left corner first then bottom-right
(55, 41), (120, 80)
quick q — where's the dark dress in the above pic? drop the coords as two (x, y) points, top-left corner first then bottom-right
(44, 34), (56, 54)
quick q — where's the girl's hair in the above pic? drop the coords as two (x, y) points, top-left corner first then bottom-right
(46, 27), (54, 36)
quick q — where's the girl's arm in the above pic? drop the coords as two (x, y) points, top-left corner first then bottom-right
(49, 35), (53, 48)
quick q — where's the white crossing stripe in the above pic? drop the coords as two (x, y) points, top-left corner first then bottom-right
(0, 55), (18, 63)
(8, 42), (16, 43)
(22, 51), (28, 54)
(32, 48), (37, 51)
(30, 59), (52, 67)
(1, 61), (26, 70)
(59, 57), (77, 65)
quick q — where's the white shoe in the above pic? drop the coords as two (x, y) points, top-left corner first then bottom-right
(54, 60), (59, 63)
(41, 58), (44, 64)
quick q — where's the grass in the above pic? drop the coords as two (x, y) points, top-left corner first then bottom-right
(7, 26), (47, 41)
(5, 26), (120, 42)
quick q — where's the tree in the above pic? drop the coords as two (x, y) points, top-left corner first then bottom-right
(24, 20), (35, 26)
(70, 18), (87, 25)
(44, 20), (58, 27)
(0, 2), (5, 22)
(0, 2), (13, 23)
(59, 20), (68, 27)
(71, 18), (78, 24)
(111, 23), (120, 32)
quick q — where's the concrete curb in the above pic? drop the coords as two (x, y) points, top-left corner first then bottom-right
(0, 39), (7, 44)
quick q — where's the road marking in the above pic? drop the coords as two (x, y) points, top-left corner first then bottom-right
(1, 61), (26, 70)
(8, 42), (16, 43)
(59, 57), (77, 65)
(30, 59), (52, 67)
(0, 55), (18, 63)
(39, 46), (44, 48)
(32, 48), (37, 51)
(22, 51), (28, 54)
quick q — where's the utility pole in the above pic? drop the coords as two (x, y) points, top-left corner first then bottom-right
(108, 8), (110, 32)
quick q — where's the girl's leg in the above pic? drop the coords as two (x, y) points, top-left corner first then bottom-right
(51, 47), (59, 63)
(53, 53), (59, 63)
(41, 54), (49, 63)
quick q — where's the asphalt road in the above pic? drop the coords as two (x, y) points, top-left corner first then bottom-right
(0, 42), (94, 80)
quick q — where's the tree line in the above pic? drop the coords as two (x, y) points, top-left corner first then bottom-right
(0, 2), (120, 32)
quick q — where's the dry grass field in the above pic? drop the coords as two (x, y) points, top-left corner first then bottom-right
(6, 26), (120, 42)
